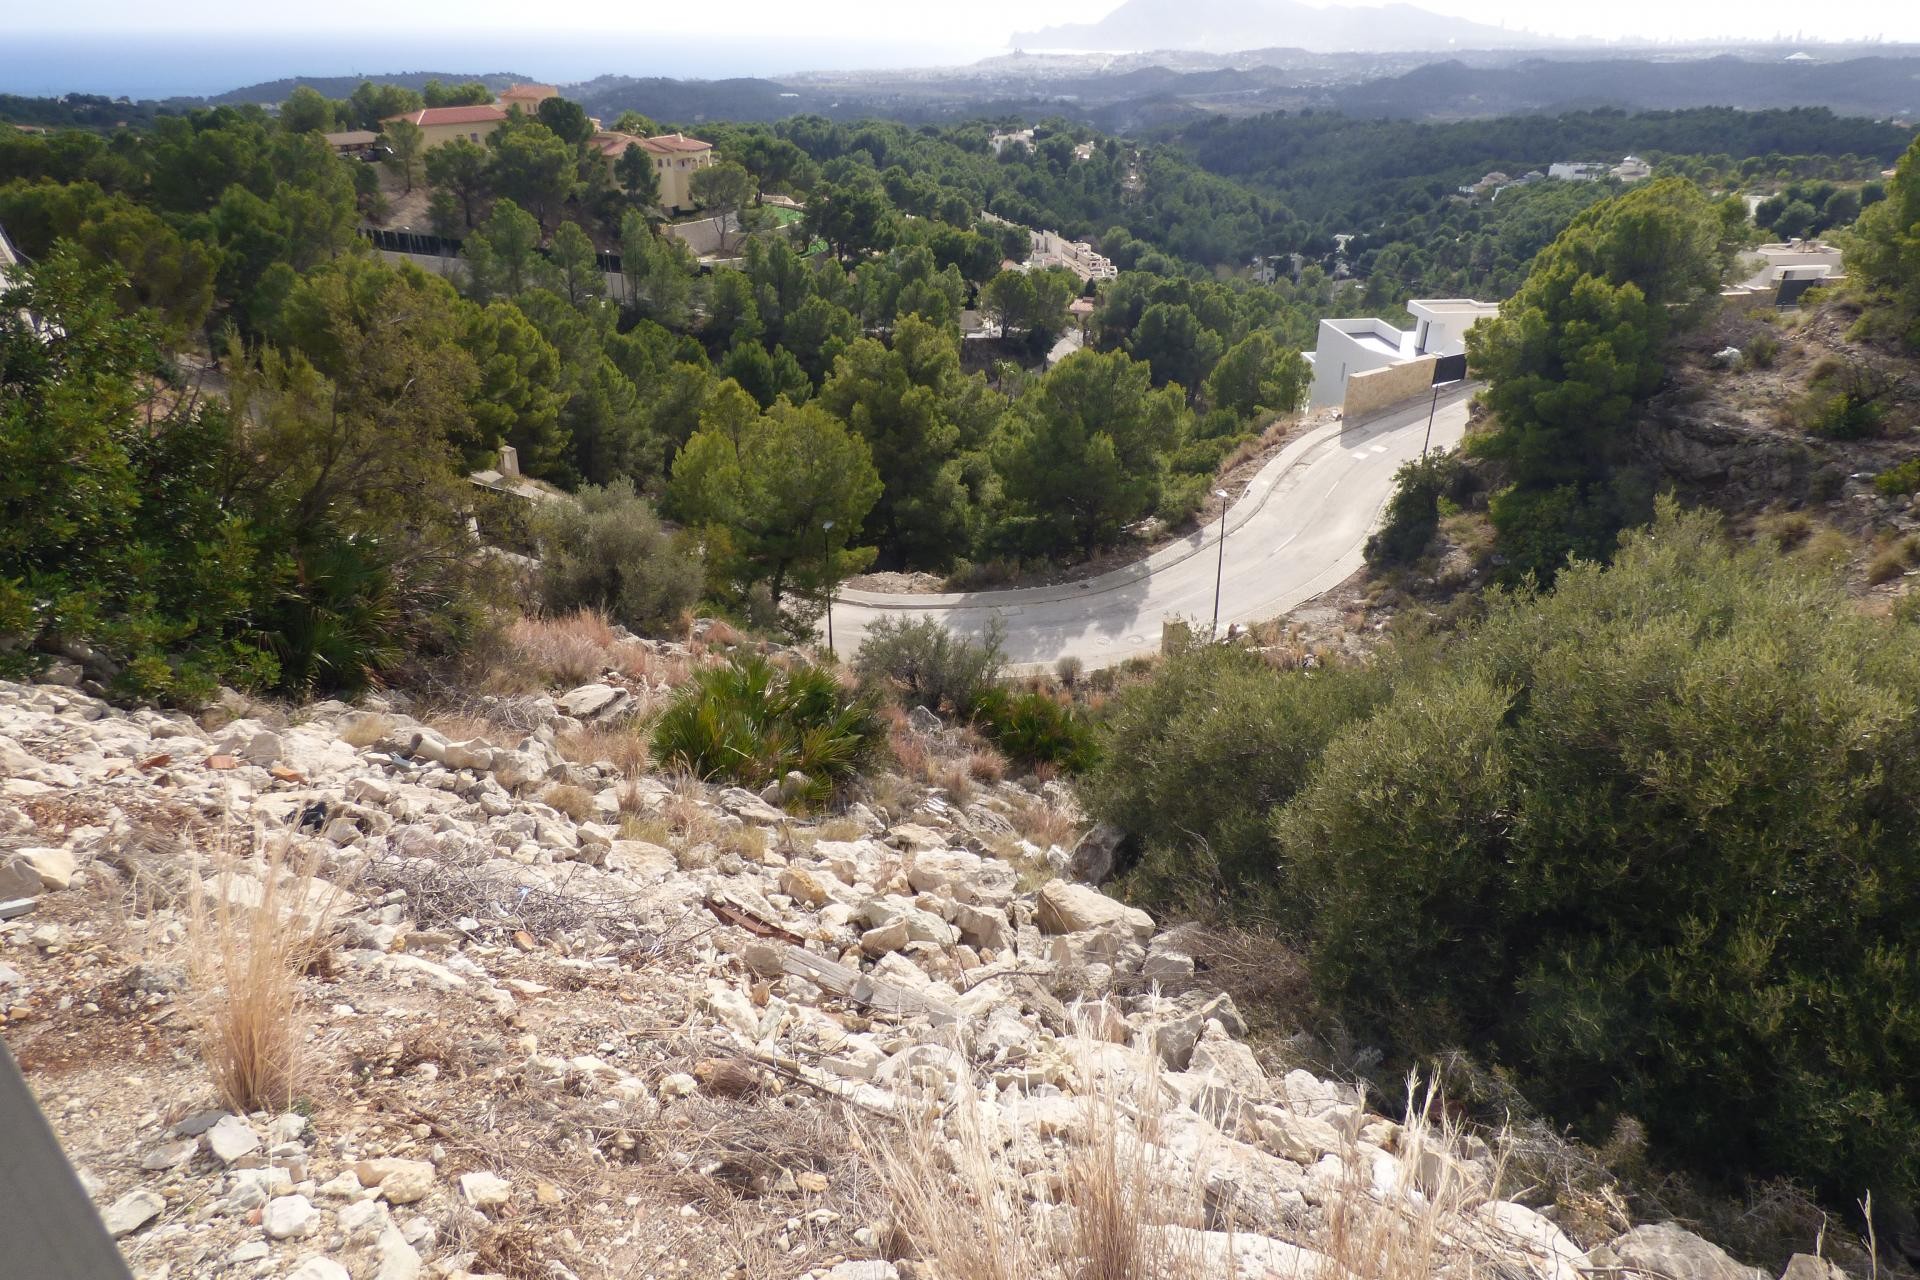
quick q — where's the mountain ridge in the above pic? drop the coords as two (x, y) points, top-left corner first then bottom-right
(1012, 0), (1559, 54)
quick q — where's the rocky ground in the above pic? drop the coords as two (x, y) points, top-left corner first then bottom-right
(0, 648), (1856, 1280)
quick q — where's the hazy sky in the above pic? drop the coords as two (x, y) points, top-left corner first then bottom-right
(22, 0), (1918, 46)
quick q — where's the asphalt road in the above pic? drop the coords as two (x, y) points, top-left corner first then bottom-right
(828, 384), (1477, 670)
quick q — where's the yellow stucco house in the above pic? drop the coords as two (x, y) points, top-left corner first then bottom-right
(496, 83), (559, 114)
(383, 105), (508, 151)
(590, 131), (716, 213)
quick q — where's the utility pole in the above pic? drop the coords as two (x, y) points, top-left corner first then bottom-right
(821, 520), (836, 656)
(1422, 383), (1440, 457)
(1211, 489), (1230, 639)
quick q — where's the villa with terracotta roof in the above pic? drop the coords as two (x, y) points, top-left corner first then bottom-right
(496, 83), (559, 114)
(589, 131), (716, 213)
(382, 104), (508, 150)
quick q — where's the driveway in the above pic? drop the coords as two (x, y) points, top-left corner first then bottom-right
(827, 384), (1477, 670)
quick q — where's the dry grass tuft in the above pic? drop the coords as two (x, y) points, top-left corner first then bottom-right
(555, 722), (651, 775)
(540, 782), (596, 823)
(1009, 792), (1081, 853)
(337, 712), (396, 749)
(184, 838), (334, 1114)
(1321, 1080), (1493, 1280)
(868, 1015), (1211, 1280)
(502, 609), (617, 689)
(934, 761), (976, 805)
(967, 748), (1008, 784)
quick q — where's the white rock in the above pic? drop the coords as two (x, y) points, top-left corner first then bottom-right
(206, 1114), (261, 1163)
(375, 1224), (424, 1280)
(17, 846), (76, 891)
(1035, 880), (1154, 941)
(100, 1189), (164, 1238)
(458, 1170), (511, 1210)
(263, 1193), (319, 1239)
(284, 1259), (351, 1280)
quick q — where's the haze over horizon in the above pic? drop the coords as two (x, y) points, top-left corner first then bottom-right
(17, 0), (1920, 53)
(5, 0), (1918, 100)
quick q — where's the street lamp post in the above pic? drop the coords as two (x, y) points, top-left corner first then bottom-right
(821, 520), (836, 656)
(1422, 382), (1441, 457)
(1210, 489), (1230, 639)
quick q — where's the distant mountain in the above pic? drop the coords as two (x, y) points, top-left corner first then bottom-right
(208, 71), (527, 106)
(1329, 55), (1920, 119)
(1011, 0), (1553, 54)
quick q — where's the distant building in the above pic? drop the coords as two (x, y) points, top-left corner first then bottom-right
(989, 129), (1035, 156)
(1028, 229), (1116, 282)
(1611, 155), (1652, 182)
(1548, 161), (1609, 181)
(383, 104), (508, 150)
(496, 83), (559, 114)
(321, 129), (381, 159)
(590, 131), (716, 214)
(1303, 298), (1499, 412)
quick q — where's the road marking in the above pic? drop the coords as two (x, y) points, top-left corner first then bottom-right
(1370, 444), (1389, 453)
(1350, 450), (1368, 460)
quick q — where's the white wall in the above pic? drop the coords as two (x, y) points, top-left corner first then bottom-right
(1307, 319), (1406, 410)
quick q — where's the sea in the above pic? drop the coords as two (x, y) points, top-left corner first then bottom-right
(0, 32), (1007, 101)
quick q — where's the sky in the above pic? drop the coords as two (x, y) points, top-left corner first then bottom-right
(17, 0), (1920, 45)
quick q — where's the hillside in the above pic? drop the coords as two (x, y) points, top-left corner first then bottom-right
(1329, 55), (1920, 120)
(0, 627), (1861, 1280)
(207, 71), (528, 106)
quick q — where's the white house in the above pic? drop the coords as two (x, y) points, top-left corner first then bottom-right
(1303, 298), (1499, 411)
(1549, 161), (1609, 181)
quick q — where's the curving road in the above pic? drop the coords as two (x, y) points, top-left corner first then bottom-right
(827, 384), (1476, 670)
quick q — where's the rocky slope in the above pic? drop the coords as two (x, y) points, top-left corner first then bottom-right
(0, 671), (1850, 1280)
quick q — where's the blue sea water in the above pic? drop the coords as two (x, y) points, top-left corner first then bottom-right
(0, 32), (1004, 100)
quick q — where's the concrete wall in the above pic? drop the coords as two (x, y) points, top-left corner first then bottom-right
(1308, 319), (1408, 410)
(1344, 354), (1438, 421)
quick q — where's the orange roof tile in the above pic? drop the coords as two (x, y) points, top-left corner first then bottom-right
(384, 105), (507, 128)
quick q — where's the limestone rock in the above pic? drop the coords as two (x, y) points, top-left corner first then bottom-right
(560, 683), (627, 720)
(100, 1188), (164, 1238)
(264, 1193), (319, 1239)
(1035, 879), (1153, 942)
(459, 1170), (512, 1210)
(17, 846), (75, 891)
(206, 1113), (261, 1163)
(1066, 821), (1125, 884)
(1778, 1256), (1849, 1280)
(1591, 1223), (1769, 1280)
(285, 1260), (352, 1280)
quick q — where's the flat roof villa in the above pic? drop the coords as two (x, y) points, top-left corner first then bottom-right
(1304, 298), (1499, 411)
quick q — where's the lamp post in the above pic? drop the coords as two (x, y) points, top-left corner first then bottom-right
(1210, 489), (1230, 639)
(1422, 383), (1441, 457)
(820, 520), (836, 656)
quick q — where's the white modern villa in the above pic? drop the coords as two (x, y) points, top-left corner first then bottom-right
(1304, 298), (1500, 411)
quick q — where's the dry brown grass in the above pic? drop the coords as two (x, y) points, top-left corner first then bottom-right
(935, 761), (976, 805)
(1319, 1080), (1497, 1280)
(1866, 536), (1919, 586)
(501, 609), (617, 689)
(966, 748), (1008, 785)
(184, 837), (334, 1113)
(337, 712), (396, 749)
(540, 782), (596, 823)
(717, 823), (770, 862)
(554, 723), (651, 775)
(1009, 792), (1081, 853)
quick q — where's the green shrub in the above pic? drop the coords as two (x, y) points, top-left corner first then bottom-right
(972, 687), (1101, 774)
(534, 478), (703, 635)
(1875, 458), (1920, 498)
(1365, 451), (1463, 570)
(1084, 640), (1391, 908)
(652, 655), (882, 807)
(853, 614), (1005, 718)
(1271, 501), (1920, 1203)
